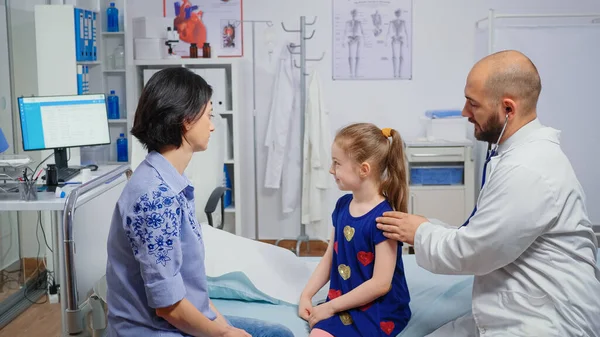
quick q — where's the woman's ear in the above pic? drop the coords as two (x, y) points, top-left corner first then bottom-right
(183, 120), (192, 131)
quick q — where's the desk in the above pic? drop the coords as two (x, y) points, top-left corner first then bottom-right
(0, 165), (130, 334)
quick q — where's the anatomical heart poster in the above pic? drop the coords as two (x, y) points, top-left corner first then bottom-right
(163, 0), (244, 57)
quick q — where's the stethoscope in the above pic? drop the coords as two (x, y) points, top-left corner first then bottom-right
(486, 111), (509, 160)
(462, 111), (510, 227)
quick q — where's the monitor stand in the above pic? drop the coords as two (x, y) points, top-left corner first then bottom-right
(54, 148), (69, 169)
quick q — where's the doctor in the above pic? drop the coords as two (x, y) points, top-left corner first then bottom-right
(377, 50), (600, 336)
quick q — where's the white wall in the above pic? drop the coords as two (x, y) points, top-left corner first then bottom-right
(483, 23), (600, 224)
(126, 0), (600, 239)
(241, 0), (600, 239)
(0, 1), (20, 271)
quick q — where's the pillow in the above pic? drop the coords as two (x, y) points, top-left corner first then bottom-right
(202, 223), (314, 305)
(207, 272), (282, 305)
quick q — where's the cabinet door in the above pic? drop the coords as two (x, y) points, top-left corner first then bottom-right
(409, 188), (466, 227)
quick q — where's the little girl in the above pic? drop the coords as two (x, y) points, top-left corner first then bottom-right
(298, 123), (411, 337)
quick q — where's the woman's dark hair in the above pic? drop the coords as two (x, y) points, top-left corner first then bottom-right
(131, 67), (212, 153)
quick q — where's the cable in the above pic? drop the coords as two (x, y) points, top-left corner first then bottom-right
(21, 220), (48, 305)
(38, 211), (53, 253)
(33, 152), (55, 179)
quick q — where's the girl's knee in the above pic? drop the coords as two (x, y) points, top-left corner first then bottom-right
(310, 328), (335, 337)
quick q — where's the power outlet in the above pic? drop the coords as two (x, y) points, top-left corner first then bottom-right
(49, 293), (59, 304)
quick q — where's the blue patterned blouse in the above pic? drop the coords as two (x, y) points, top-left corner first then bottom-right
(105, 151), (216, 336)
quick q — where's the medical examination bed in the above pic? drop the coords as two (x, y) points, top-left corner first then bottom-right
(89, 221), (600, 337)
(61, 167), (600, 337)
(209, 256), (475, 337)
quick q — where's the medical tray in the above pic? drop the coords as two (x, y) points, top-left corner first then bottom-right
(410, 166), (463, 185)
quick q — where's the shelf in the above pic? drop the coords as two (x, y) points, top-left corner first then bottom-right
(224, 159), (234, 164)
(104, 69), (126, 73)
(224, 206), (235, 213)
(219, 111), (233, 115)
(77, 61), (101, 65)
(134, 58), (240, 66)
(102, 31), (125, 36)
(107, 161), (128, 165)
(108, 119), (127, 124)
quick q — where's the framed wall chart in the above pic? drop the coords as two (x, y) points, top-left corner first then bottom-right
(163, 0), (244, 57)
(332, 0), (413, 80)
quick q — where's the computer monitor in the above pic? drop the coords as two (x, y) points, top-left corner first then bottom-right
(18, 94), (111, 169)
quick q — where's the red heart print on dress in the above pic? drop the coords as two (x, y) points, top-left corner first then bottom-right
(357, 251), (374, 266)
(380, 321), (395, 335)
(359, 302), (373, 311)
(328, 289), (342, 300)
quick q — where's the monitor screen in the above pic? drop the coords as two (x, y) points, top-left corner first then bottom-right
(18, 94), (111, 151)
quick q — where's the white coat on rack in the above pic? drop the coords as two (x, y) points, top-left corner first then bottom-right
(301, 71), (332, 239)
(264, 43), (302, 214)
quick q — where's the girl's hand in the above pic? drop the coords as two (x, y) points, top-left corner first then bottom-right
(308, 302), (335, 329)
(298, 296), (313, 321)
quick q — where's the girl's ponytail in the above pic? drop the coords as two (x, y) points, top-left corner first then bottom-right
(380, 129), (409, 212)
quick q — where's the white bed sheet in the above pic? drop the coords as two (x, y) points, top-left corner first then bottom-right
(214, 250), (600, 337)
(213, 255), (474, 337)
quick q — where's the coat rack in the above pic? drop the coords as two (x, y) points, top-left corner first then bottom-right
(275, 16), (325, 255)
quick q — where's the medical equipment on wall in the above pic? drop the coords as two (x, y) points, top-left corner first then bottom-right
(272, 16), (325, 254)
(165, 27), (181, 58)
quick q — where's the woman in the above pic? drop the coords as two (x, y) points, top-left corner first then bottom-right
(105, 67), (294, 337)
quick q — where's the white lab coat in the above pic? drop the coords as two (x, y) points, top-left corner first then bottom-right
(264, 44), (302, 213)
(301, 71), (332, 235)
(416, 119), (600, 337)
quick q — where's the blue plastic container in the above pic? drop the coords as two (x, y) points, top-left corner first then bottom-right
(410, 166), (463, 185)
(223, 165), (232, 207)
(117, 133), (128, 162)
(106, 2), (119, 32)
(107, 90), (119, 119)
(424, 110), (462, 119)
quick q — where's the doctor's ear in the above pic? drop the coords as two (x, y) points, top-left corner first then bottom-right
(502, 98), (517, 117)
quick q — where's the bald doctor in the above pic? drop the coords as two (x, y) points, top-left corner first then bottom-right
(377, 50), (600, 336)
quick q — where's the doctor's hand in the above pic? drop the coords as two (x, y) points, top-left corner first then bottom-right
(308, 302), (335, 329)
(298, 296), (313, 321)
(376, 212), (428, 245)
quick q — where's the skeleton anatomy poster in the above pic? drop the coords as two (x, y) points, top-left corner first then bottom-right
(333, 0), (412, 80)
(163, 0), (243, 57)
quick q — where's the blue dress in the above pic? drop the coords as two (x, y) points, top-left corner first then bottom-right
(313, 194), (411, 337)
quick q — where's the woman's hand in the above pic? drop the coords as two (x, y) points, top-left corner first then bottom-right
(308, 302), (335, 329)
(298, 296), (313, 321)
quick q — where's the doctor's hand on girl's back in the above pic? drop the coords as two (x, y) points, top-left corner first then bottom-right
(298, 123), (412, 335)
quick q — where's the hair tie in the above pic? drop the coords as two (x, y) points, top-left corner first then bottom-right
(381, 128), (392, 138)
